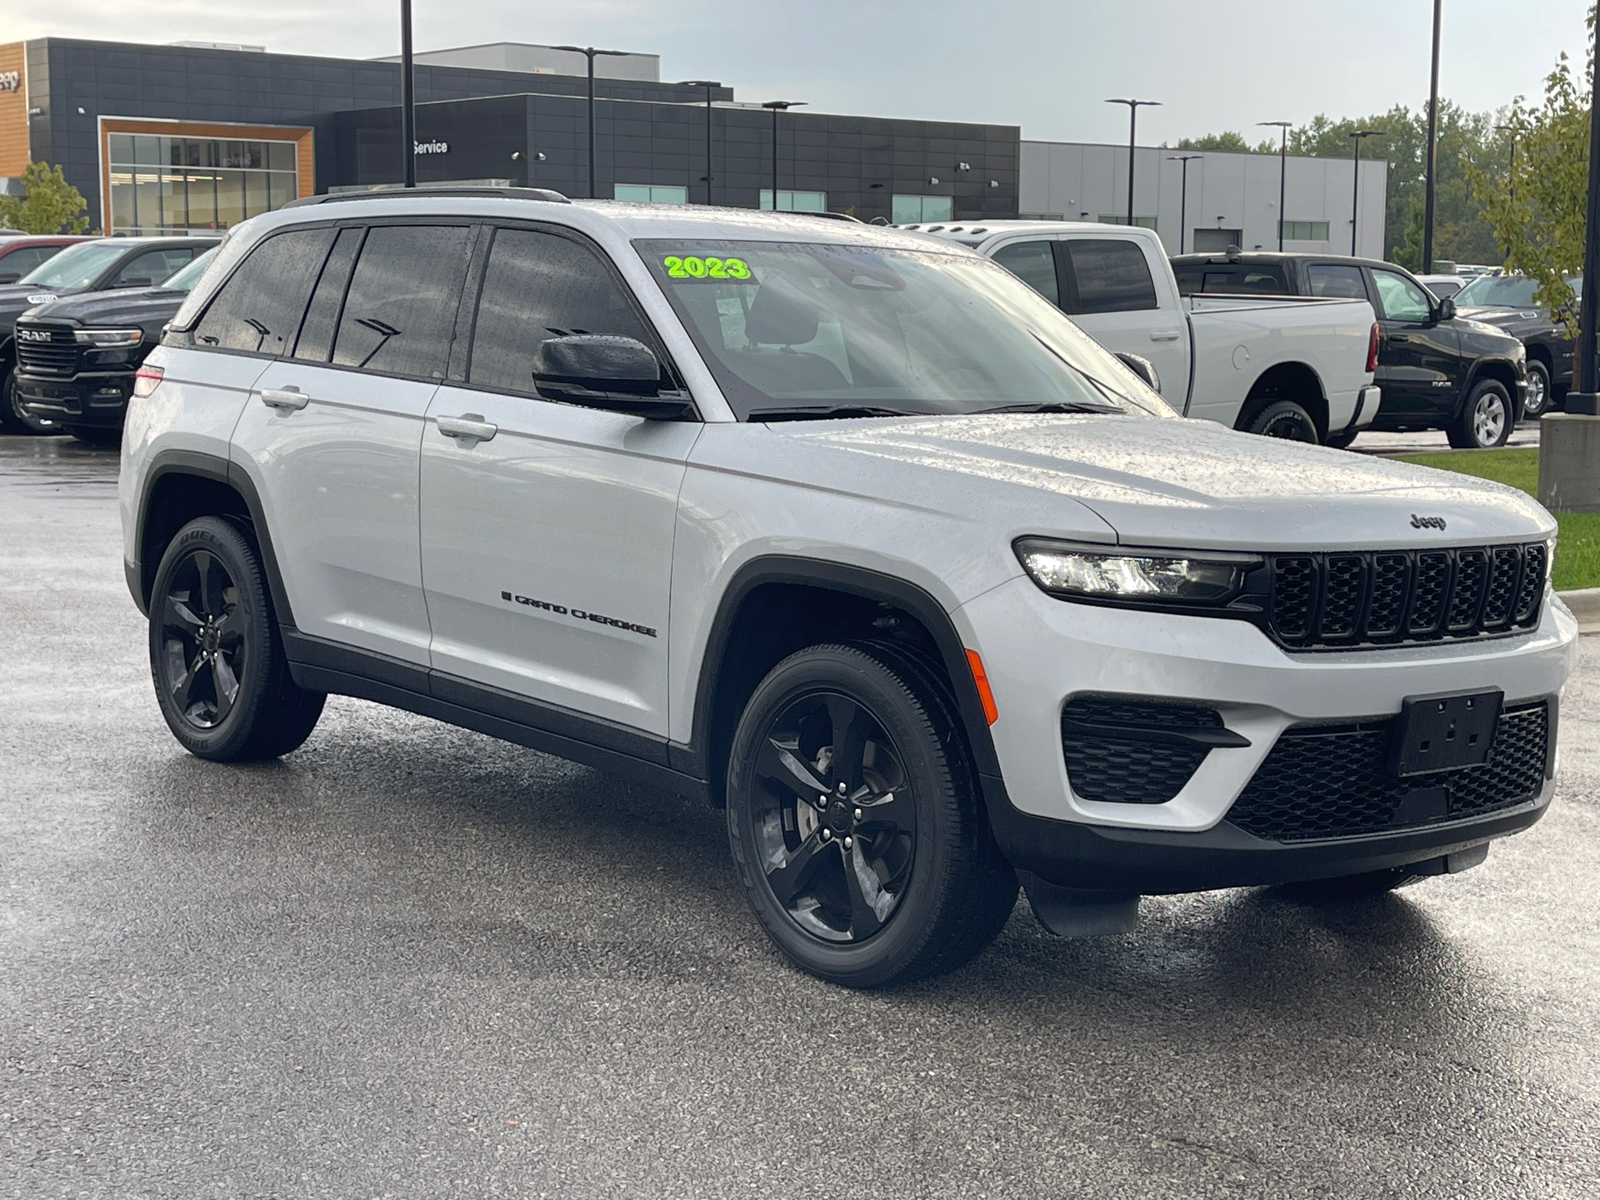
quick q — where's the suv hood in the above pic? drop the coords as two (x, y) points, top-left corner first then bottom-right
(21, 286), (186, 329)
(0, 282), (89, 329)
(771, 414), (1553, 550)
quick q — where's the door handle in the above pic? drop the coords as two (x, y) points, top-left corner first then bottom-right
(436, 414), (498, 443)
(1387, 333), (1411, 343)
(1149, 330), (1183, 342)
(260, 386), (308, 410)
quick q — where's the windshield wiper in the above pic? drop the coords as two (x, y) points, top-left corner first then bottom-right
(748, 405), (916, 422)
(974, 400), (1124, 415)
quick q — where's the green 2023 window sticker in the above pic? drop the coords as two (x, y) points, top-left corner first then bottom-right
(662, 254), (755, 282)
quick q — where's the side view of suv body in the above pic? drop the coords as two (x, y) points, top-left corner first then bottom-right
(1172, 251), (1528, 449)
(121, 193), (1574, 988)
(1452, 272), (1580, 418)
(0, 236), (216, 434)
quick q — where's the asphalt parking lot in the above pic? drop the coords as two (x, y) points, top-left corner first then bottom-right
(2, 433), (1597, 1200)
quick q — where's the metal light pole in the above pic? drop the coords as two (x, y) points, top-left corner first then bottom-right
(1422, 0), (1443, 272)
(1349, 129), (1382, 256)
(1259, 121), (1291, 249)
(1568, 21), (1600, 414)
(400, 0), (415, 188)
(1167, 155), (1200, 254)
(682, 81), (721, 204)
(1106, 98), (1160, 225)
(761, 100), (806, 211)
(553, 45), (629, 199)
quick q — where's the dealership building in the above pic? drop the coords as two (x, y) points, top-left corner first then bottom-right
(0, 37), (1020, 233)
(0, 35), (1386, 254)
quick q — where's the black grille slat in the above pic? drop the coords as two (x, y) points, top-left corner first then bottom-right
(1227, 702), (1549, 841)
(15, 325), (80, 376)
(1061, 696), (1223, 806)
(1267, 544), (1545, 650)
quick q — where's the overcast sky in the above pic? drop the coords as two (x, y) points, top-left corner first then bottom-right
(4, 0), (1593, 144)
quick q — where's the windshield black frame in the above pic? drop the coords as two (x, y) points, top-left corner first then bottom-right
(634, 238), (1174, 422)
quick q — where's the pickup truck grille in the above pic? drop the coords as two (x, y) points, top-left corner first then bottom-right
(1267, 543), (1546, 649)
(14, 323), (80, 376)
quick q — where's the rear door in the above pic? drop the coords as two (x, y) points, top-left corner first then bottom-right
(1365, 266), (1461, 422)
(419, 224), (697, 736)
(1056, 234), (1191, 400)
(233, 221), (474, 667)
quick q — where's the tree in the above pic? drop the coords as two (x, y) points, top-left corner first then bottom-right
(1174, 131), (1276, 154)
(1470, 40), (1592, 336)
(0, 161), (90, 234)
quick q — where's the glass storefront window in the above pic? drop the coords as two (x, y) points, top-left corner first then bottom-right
(613, 183), (688, 204)
(106, 132), (299, 234)
(759, 190), (827, 213)
(892, 195), (954, 224)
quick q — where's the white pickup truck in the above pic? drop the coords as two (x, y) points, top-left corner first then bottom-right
(899, 220), (1381, 446)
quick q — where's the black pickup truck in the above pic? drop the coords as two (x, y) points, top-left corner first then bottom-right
(1452, 272), (1579, 418)
(1172, 251), (1528, 448)
(1, 236), (216, 435)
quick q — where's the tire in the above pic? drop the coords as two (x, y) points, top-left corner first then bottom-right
(0, 363), (60, 436)
(1324, 429), (1359, 450)
(725, 642), (1018, 988)
(148, 515), (325, 761)
(1522, 360), (1552, 419)
(1245, 399), (1319, 442)
(68, 425), (122, 448)
(1447, 379), (1513, 449)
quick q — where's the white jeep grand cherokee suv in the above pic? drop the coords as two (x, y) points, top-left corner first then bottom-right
(120, 189), (1575, 988)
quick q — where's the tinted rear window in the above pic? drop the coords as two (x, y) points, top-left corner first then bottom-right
(1063, 240), (1158, 314)
(331, 224), (471, 379)
(1174, 264), (1288, 296)
(192, 228), (335, 354)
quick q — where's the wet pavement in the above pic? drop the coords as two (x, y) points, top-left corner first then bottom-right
(2, 433), (1597, 1199)
(1350, 420), (1540, 455)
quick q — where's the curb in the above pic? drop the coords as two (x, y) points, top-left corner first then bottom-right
(1557, 587), (1600, 635)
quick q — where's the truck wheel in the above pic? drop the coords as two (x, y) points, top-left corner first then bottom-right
(0, 364), (59, 435)
(1447, 380), (1512, 449)
(1245, 399), (1319, 442)
(149, 516), (325, 762)
(1523, 361), (1552, 418)
(725, 642), (1017, 988)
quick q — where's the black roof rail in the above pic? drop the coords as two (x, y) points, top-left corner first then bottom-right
(283, 186), (571, 209)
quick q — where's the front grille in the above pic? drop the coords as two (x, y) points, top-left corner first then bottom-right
(1266, 544), (1546, 649)
(14, 324), (80, 376)
(1062, 695), (1225, 805)
(1226, 701), (1549, 842)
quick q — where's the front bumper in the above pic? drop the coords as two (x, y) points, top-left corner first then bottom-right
(16, 370), (133, 428)
(955, 576), (1575, 890)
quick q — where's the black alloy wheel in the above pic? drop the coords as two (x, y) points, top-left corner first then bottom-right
(0, 364), (60, 435)
(750, 689), (917, 944)
(148, 516), (325, 761)
(726, 643), (1018, 988)
(1523, 360), (1552, 419)
(1247, 399), (1319, 442)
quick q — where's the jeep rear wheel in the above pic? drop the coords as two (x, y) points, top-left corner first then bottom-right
(149, 516), (325, 761)
(725, 643), (1017, 988)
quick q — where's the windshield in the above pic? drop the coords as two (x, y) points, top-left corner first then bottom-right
(18, 240), (124, 289)
(159, 247), (217, 292)
(636, 239), (1175, 421)
(1456, 273), (1581, 309)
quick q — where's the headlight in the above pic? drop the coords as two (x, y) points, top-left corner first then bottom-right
(1016, 538), (1260, 604)
(74, 328), (143, 347)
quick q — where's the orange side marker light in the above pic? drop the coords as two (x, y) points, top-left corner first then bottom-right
(965, 649), (999, 725)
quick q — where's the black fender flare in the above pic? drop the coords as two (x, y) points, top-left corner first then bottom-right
(131, 448), (295, 629)
(676, 555), (1004, 789)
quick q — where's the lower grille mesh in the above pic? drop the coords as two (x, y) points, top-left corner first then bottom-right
(1226, 702), (1548, 842)
(1061, 696), (1222, 805)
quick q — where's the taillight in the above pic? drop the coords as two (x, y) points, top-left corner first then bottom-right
(1365, 323), (1379, 374)
(133, 365), (163, 398)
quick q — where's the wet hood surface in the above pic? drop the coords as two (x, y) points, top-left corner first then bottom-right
(20, 286), (187, 330)
(0, 283), (89, 329)
(769, 413), (1554, 550)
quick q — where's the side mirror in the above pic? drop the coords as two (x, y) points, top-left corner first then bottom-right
(117, 276), (154, 288)
(1435, 296), (1456, 322)
(1114, 351), (1162, 394)
(0, 272), (19, 285)
(533, 334), (693, 420)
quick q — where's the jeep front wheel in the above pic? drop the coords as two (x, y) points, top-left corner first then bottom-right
(725, 643), (1017, 988)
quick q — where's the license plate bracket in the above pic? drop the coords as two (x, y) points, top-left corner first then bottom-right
(1389, 689), (1502, 777)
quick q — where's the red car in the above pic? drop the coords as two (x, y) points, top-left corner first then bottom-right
(0, 234), (97, 285)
